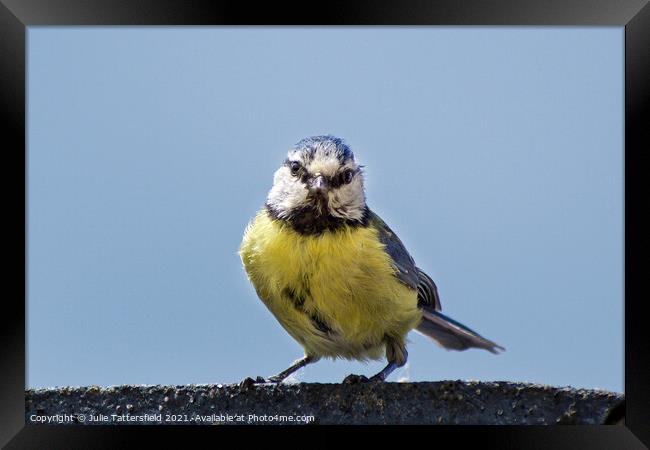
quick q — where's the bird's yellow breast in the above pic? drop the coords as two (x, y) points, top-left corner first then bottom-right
(239, 209), (421, 360)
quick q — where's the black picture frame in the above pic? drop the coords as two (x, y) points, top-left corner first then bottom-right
(3, 0), (648, 447)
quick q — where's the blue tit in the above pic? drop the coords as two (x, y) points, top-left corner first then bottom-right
(239, 135), (504, 383)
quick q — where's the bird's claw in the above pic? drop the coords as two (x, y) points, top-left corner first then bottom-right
(342, 374), (371, 384)
(239, 376), (276, 389)
(238, 377), (257, 389)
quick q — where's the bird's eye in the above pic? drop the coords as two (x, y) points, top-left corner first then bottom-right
(343, 169), (354, 184)
(289, 161), (301, 176)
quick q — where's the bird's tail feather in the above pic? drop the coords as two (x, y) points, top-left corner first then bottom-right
(416, 307), (505, 354)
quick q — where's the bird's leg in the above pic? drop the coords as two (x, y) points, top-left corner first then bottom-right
(368, 361), (399, 382)
(239, 355), (315, 388)
(370, 340), (408, 381)
(343, 338), (408, 384)
(267, 355), (315, 383)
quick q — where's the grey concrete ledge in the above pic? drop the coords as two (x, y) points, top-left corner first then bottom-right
(25, 380), (624, 425)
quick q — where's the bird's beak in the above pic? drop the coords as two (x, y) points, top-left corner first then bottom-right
(308, 175), (328, 196)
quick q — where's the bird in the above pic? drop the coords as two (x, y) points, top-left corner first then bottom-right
(239, 135), (504, 384)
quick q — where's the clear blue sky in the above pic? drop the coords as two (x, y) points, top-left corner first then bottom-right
(27, 27), (623, 392)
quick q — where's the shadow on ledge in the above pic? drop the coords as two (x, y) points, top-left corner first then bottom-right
(25, 380), (624, 425)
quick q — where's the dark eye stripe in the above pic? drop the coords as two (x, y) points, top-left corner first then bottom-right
(285, 159), (303, 176)
(337, 169), (357, 186)
(299, 168), (357, 188)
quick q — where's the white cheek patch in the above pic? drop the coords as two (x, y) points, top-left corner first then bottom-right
(266, 167), (309, 218)
(327, 175), (366, 221)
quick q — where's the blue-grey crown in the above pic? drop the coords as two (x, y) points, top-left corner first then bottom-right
(293, 135), (354, 163)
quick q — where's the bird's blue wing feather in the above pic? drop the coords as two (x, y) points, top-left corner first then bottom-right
(367, 209), (419, 288)
(367, 209), (441, 310)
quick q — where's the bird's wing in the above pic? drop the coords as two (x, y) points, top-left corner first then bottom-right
(367, 209), (503, 353)
(415, 268), (442, 311)
(367, 209), (441, 310)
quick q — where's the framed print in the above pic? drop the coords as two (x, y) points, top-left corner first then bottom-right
(2, 0), (648, 447)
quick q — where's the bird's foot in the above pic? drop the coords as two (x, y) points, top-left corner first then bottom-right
(368, 373), (386, 382)
(239, 376), (276, 389)
(266, 374), (285, 383)
(342, 374), (371, 384)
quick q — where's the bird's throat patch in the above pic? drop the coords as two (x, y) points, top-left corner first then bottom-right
(265, 203), (369, 235)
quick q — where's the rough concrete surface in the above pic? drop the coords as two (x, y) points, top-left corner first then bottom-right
(25, 380), (624, 425)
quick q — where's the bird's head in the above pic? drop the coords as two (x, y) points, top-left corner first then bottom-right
(266, 135), (367, 233)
